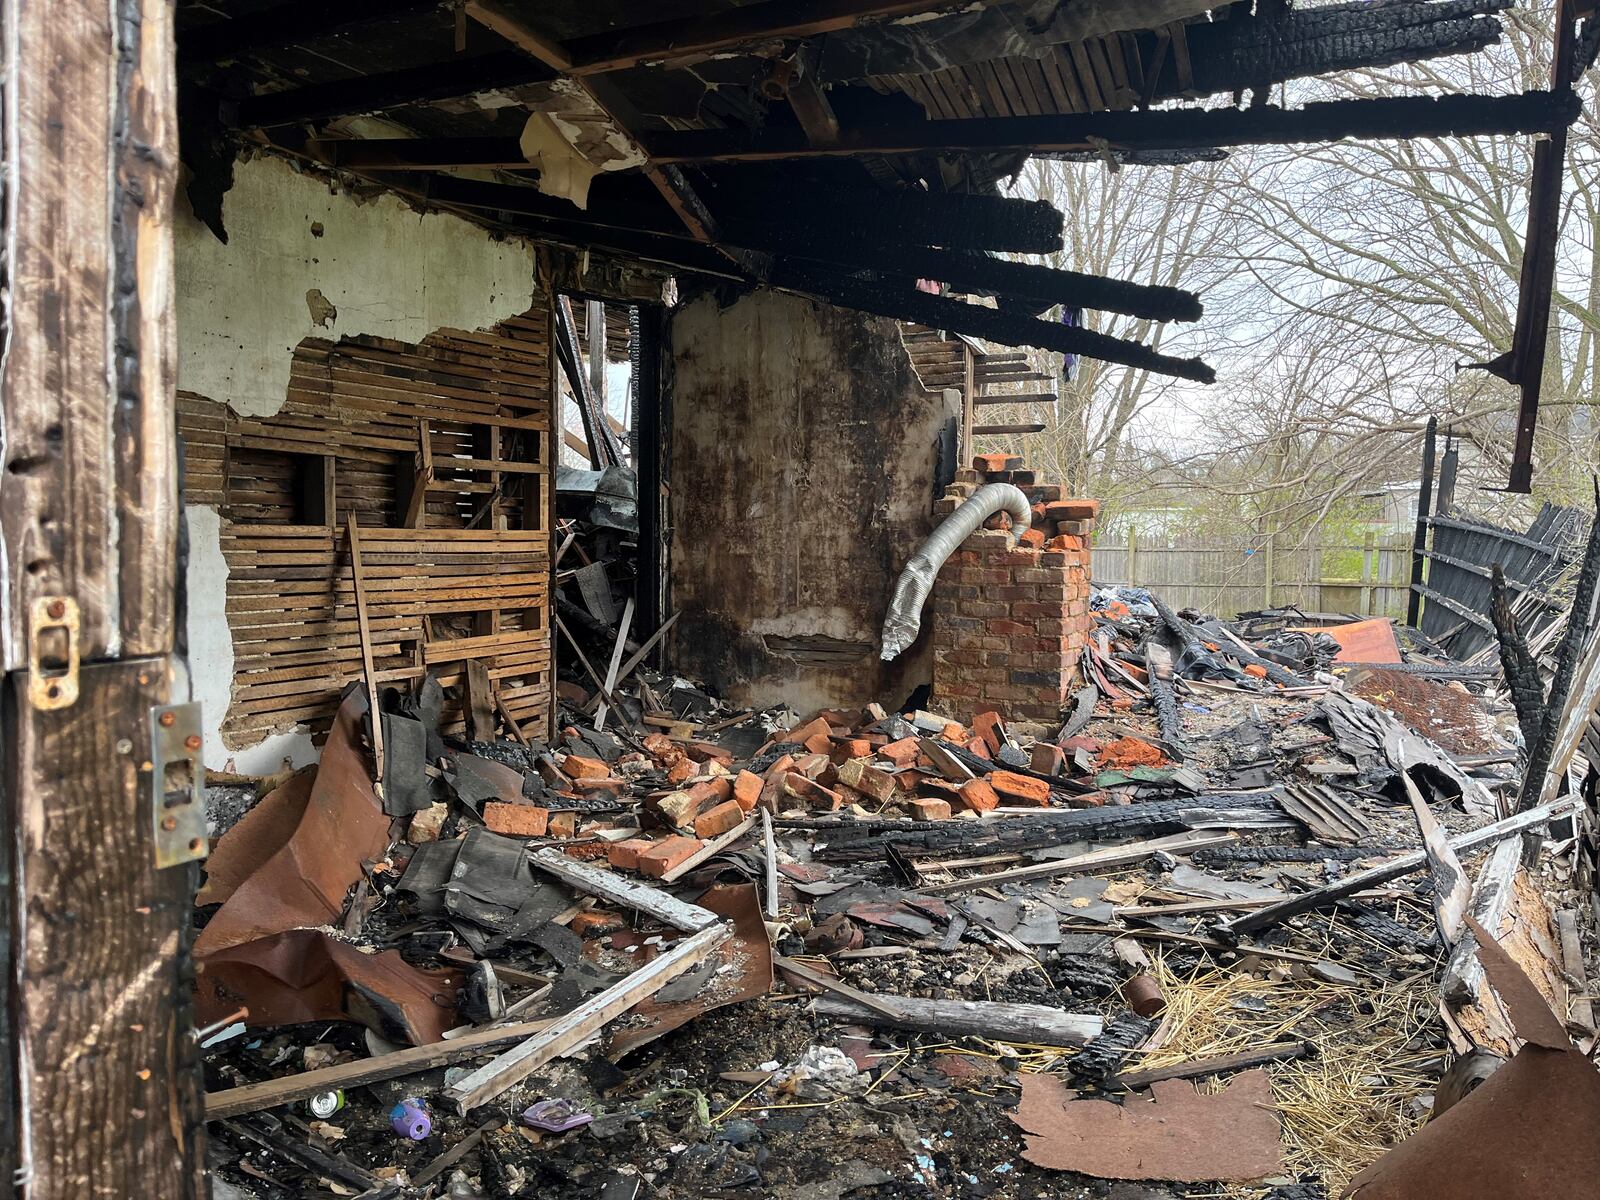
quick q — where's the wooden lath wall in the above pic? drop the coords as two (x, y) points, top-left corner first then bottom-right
(179, 306), (554, 748)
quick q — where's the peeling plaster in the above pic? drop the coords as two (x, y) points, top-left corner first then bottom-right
(176, 154), (539, 417)
(185, 504), (318, 774)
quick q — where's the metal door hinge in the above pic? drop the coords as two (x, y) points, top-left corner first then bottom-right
(149, 702), (208, 869)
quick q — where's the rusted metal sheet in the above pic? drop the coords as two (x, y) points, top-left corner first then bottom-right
(196, 929), (461, 1046)
(195, 692), (387, 957)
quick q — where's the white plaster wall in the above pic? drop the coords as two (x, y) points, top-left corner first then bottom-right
(176, 154), (539, 417)
(177, 155), (542, 768)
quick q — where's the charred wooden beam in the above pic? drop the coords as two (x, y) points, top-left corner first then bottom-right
(647, 89), (1580, 163)
(715, 185), (1064, 254)
(465, 0), (746, 264)
(227, 51), (556, 127)
(1504, 0), (1577, 493)
(561, 0), (1004, 76)
(726, 230), (1201, 321)
(306, 136), (531, 171)
(179, 0), (441, 63)
(1489, 563), (1545, 749)
(1183, 0), (1510, 95)
(767, 260), (1215, 382)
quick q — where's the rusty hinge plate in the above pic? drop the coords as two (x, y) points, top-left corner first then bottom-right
(150, 702), (208, 869)
(27, 596), (79, 710)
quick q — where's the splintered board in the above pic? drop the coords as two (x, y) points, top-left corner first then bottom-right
(178, 307), (554, 744)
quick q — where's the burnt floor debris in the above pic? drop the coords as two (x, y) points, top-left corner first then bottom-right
(194, 451), (1600, 1200)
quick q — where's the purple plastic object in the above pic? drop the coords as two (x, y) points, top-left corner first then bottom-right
(521, 1098), (593, 1133)
(390, 1098), (431, 1140)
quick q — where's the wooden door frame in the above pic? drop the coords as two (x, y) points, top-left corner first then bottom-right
(0, 0), (206, 1194)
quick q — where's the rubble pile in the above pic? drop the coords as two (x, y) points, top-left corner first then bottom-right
(198, 486), (1600, 1200)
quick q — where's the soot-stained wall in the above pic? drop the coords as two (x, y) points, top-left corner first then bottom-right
(668, 289), (958, 712)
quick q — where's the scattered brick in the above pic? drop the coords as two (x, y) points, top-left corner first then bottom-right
(989, 770), (1051, 805)
(1043, 498), (1101, 520)
(803, 732), (834, 755)
(972, 710), (1006, 755)
(482, 802), (549, 837)
(786, 716), (832, 744)
(607, 838), (654, 871)
(563, 841), (611, 861)
(782, 773), (844, 810)
(694, 799), (747, 839)
(686, 777), (733, 808)
(794, 752), (832, 779)
(973, 452), (1023, 473)
(878, 737), (920, 768)
(547, 811), (579, 837)
(1243, 663), (1269, 679)
(666, 758), (695, 784)
(1030, 743), (1066, 776)
(732, 770), (764, 812)
(836, 758), (897, 802)
(1018, 527), (1046, 549)
(562, 754), (610, 779)
(957, 779), (1000, 812)
(638, 836), (705, 878)
(908, 798), (952, 821)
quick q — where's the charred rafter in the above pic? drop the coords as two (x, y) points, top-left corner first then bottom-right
(646, 89), (1580, 162)
(179, 0), (442, 64)
(724, 230), (1201, 322)
(766, 260), (1215, 382)
(227, 52), (557, 127)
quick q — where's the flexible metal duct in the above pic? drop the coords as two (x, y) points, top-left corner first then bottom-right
(881, 483), (1033, 661)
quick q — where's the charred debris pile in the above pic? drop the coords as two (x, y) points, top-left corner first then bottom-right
(198, 531), (1599, 1199)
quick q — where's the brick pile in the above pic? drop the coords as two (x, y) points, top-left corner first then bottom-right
(930, 453), (1098, 723)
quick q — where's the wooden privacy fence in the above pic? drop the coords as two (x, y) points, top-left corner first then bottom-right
(1092, 531), (1414, 619)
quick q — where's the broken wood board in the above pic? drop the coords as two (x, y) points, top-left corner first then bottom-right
(1012, 1068), (1284, 1182)
(1111, 1041), (1311, 1091)
(661, 812), (757, 882)
(917, 831), (1235, 895)
(1222, 799), (1573, 937)
(444, 923), (730, 1113)
(529, 847), (721, 931)
(814, 993), (1102, 1046)
(205, 1019), (555, 1119)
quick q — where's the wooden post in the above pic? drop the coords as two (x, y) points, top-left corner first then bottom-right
(1407, 416), (1438, 627)
(1361, 531), (1376, 616)
(587, 300), (608, 426)
(1262, 533), (1276, 609)
(346, 515), (385, 783)
(961, 345), (976, 464)
(0, 0), (204, 1190)
(1126, 526), (1139, 586)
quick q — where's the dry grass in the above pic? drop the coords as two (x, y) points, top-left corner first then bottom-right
(1129, 951), (1443, 1197)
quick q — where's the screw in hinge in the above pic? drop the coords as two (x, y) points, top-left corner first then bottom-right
(159, 711), (176, 728)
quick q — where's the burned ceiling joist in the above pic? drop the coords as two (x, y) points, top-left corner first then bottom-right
(226, 51), (558, 128)
(646, 87), (1580, 162)
(726, 231), (1204, 323)
(768, 260), (1215, 382)
(177, 0), (442, 63)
